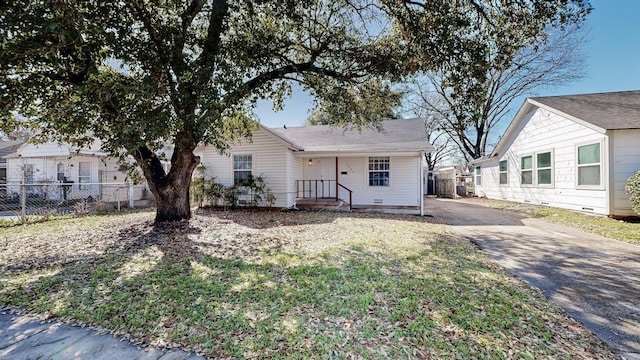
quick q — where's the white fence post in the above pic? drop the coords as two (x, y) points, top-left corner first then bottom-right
(128, 181), (134, 208)
(20, 184), (27, 221)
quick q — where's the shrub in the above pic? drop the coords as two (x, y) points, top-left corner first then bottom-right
(625, 170), (640, 215)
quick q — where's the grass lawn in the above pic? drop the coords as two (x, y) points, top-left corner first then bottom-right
(466, 198), (640, 245)
(0, 210), (616, 359)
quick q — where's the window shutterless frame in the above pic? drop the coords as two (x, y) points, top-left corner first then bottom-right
(520, 155), (533, 186)
(575, 141), (604, 190)
(499, 160), (508, 185)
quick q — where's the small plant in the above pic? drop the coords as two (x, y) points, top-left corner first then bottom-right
(625, 170), (640, 215)
(74, 199), (91, 217)
(223, 185), (240, 208)
(204, 180), (226, 206)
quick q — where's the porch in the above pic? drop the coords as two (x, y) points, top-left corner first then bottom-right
(295, 179), (352, 210)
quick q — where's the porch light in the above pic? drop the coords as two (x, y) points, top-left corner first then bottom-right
(308, 159), (313, 166)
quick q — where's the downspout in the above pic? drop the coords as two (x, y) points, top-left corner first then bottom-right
(420, 151), (424, 216)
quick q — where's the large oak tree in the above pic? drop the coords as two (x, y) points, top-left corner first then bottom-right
(1, 0), (592, 222)
(1, 0), (408, 222)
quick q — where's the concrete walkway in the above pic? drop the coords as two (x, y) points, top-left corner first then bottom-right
(0, 308), (205, 360)
(426, 197), (640, 360)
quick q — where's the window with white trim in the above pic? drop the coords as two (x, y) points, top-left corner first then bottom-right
(78, 162), (91, 190)
(520, 155), (533, 185)
(57, 163), (65, 181)
(368, 156), (389, 187)
(577, 143), (601, 186)
(536, 151), (553, 186)
(475, 166), (482, 186)
(233, 154), (253, 185)
(499, 160), (508, 185)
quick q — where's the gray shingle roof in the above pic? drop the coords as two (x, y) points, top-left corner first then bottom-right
(0, 140), (24, 164)
(269, 118), (435, 153)
(531, 90), (640, 130)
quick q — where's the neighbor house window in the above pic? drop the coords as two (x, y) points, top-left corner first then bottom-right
(369, 156), (389, 187)
(78, 162), (91, 190)
(475, 166), (482, 186)
(499, 160), (508, 185)
(536, 151), (553, 186)
(57, 163), (65, 181)
(577, 143), (601, 186)
(233, 154), (253, 185)
(520, 155), (533, 185)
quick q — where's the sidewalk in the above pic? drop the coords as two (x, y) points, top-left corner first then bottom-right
(0, 308), (205, 360)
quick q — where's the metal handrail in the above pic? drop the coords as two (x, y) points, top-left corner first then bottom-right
(295, 179), (352, 210)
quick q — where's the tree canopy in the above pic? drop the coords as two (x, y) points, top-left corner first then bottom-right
(1, 0), (592, 221)
(389, 0), (591, 161)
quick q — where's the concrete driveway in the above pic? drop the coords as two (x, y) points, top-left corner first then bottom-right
(425, 197), (640, 360)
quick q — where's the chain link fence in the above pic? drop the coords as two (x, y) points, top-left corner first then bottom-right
(0, 182), (154, 223)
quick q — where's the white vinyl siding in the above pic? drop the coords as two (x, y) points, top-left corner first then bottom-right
(199, 128), (291, 208)
(576, 142), (602, 188)
(499, 160), (508, 185)
(610, 129), (640, 216)
(474, 107), (608, 214)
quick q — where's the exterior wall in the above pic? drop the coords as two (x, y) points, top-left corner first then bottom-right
(5, 154), (131, 202)
(610, 129), (640, 216)
(199, 128), (294, 207)
(335, 155), (420, 207)
(286, 151), (301, 207)
(476, 107), (609, 214)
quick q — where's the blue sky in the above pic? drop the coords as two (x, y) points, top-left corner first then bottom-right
(255, 0), (640, 129)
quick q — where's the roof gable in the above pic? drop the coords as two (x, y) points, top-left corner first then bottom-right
(483, 90), (640, 163)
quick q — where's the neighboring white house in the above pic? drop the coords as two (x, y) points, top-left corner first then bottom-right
(472, 90), (640, 217)
(3, 141), (142, 202)
(196, 118), (435, 215)
(0, 140), (24, 184)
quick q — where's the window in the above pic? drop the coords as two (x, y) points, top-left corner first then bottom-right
(536, 151), (553, 186)
(499, 160), (508, 185)
(577, 143), (601, 186)
(57, 163), (65, 182)
(475, 166), (482, 186)
(78, 162), (91, 190)
(520, 155), (533, 185)
(368, 156), (389, 187)
(233, 154), (252, 185)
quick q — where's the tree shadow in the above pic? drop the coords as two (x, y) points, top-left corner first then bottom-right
(468, 228), (640, 355)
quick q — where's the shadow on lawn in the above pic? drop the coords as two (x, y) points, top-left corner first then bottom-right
(0, 219), (616, 358)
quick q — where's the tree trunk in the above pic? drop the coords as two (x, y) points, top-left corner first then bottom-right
(134, 143), (200, 223)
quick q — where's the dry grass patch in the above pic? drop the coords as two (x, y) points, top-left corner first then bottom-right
(0, 209), (617, 359)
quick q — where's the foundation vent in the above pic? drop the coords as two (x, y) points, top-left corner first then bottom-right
(373, 199), (383, 204)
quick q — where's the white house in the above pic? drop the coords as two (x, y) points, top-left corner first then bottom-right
(0, 140), (24, 184)
(196, 118), (435, 214)
(3, 141), (142, 203)
(472, 90), (640, 217)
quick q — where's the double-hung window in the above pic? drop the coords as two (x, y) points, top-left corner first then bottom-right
(499, 160), (508, 185)
(78, 162), (91, 190)
(368, 156), (389, 187)
(577, 143), (601, 187)
(233, 154), (253, 186)
(520, 155), (533, 185)
(536, 151), (553, 186)
(475, 166), (482, 186)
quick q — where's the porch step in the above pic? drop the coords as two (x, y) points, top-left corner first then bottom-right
(296, 198), (349, 210)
